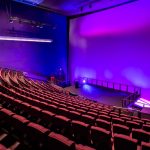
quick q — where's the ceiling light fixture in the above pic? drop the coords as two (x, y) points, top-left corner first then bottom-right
(0, 36), (53, 43)
(9, 16), (55, 29)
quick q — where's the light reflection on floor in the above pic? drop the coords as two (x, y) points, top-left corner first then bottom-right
(134, 98), (150, 108)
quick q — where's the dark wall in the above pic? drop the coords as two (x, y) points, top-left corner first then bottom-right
(0, 1), (67, 80)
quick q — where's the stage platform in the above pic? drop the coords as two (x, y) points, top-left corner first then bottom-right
(65, 84), (130, 107)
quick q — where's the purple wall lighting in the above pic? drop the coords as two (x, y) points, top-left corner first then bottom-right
(69, 0), (150, 100)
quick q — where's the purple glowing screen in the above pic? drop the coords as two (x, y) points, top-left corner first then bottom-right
(69, 0), (150, 99)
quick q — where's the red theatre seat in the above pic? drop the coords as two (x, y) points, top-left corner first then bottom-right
(91, 126), (111, 150)
(25, 122), (50, 149)
(28, 106), (42, 122)
(68, 111), (81, 120)
(86, 111), (98, 118)
(143, 124), (150, 132)
(40, 110), (55, 128)
(113, 124), (130, 136)
(47, 104), (58, 114)
(112, 117), (125, 125)
(126, 121), (141, 129)
(71, 120), (90, 145)
(142, 118), (150, 124)
(57, 107), (69, 117)
(96, 118), (111, 131)
(114, 134), (138, 150)
(48, 132), (75, 150)
(76, 144), (96, 150)
(132, 128), (150, 143)
(11, 114), (30, 139)
(81, 114), (95, 125)
(141, 141), (150, 150)
(98, 115), (111, 122)
(0, 108), (15, 131)
(51, 115), (71, 137)
(0, 144), (7, 150)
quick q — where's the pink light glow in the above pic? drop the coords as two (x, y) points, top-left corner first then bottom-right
(134, 102), (144, 107)
(135, 102), (150, 108)
(83, 79), (86, 83)
(140, 98), (150, 105)
(134, 98), (150, 108)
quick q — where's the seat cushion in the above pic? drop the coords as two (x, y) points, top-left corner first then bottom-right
(76, 144), (96, 150)
(28, 122), (50, 133)
(48, 132), (75, 150)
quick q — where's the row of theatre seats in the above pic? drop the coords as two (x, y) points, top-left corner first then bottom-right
(0, 68), (150, 150)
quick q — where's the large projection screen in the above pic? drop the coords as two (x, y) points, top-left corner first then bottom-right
(69, 0), (150, 99)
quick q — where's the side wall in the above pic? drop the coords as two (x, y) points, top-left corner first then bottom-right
(0, 1), (67, 80)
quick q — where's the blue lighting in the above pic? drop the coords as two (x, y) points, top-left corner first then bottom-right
(83, 84), (92, 93)
(14, 0), (44, 6)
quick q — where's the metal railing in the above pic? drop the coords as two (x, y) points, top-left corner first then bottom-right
(79, 77), (141, 94)
(122, 92), (140, 108)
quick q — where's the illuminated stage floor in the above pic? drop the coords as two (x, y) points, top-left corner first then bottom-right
(133, 98), (150, 118)
(65, 84), (130, 107)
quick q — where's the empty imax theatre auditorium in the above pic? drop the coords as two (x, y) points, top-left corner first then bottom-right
(0, 0), (150, 150)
